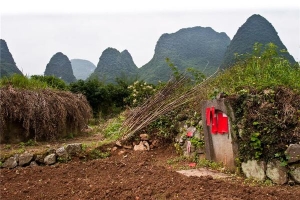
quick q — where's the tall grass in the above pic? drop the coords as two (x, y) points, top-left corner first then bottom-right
(207, 43), (300, 95)
(0, 74), (48, 89)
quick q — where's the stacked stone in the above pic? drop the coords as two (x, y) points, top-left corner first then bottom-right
(241, 143), (300, 185)
(1, 143), (82, 169)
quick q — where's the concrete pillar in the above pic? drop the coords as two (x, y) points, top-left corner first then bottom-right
(201, 98), (238, 171)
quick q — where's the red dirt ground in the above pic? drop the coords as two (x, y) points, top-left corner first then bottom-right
(1, 146), (300, 200)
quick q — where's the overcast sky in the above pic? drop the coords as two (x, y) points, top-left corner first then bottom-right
(0, 0), (299, 76)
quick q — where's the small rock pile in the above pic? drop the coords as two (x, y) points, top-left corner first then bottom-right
(115, 133), (160, 152)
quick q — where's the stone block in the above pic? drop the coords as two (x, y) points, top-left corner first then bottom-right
(44, 154), (56, 165)
(65, 143), (82, 156)
(266, 160), (288, 185)
(134, 141), (146, 151)
(285, 144), (300, 163)
(289, 164), (300, 184)
(56, 146), (69, 160)
(18, 152), (33, 166)
(2, 155), (18, 169)
(241, 160), (266, 181)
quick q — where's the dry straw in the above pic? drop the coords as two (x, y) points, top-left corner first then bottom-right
(120, 72), (216, 142)
(0, 85), (92, 141)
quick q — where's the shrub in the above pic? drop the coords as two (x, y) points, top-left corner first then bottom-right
(229, 87), (300, 163)
(125, 80), (156, 107)
(30, 75), (69, 90)
(0, 74), (47, 89)
(70, 78), (132, 118)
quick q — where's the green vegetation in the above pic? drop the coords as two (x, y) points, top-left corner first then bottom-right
(208, 43), (300, 95)
(31, 75), (69, 90)
(88, 149), (110, 159)
(0, 74), (48, 89)
(125, 80), (156, 107)
(69, 78), (132, 117)
(0, 74), (69, 90)
(196, 159), (224, 170)
(103, 114), (125, 141)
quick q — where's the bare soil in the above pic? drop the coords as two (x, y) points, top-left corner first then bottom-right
(1, 145), (300, 200)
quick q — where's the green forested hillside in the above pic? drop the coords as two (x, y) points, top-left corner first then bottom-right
(90, 48), (138, 83)
(0, 39), (23, 78)
(44, 52), (77, 83)
(138, 27), (231, 84)
(220, 14), (296, 69)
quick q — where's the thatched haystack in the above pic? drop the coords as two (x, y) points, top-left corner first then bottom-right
(0, 86), (92, 143)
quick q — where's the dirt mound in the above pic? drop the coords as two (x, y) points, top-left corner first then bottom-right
(1, 146), (299, 199)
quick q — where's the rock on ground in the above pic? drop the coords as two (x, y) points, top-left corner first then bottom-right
(18, 152), (34, 166)
(266, 160), (288, 185)
(2, 155), (18, 169)
(44, 154), (56, 165)
(286, 144), (300, 163)
(241, 160), (266, 181)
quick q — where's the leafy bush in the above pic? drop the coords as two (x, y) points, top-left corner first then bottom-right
(31, 75), (69, 90)
(125, 80), (156, 107)
(70, 77), (132, 118)
(0, 74), (48, 89)
(230, 87), (300, 163)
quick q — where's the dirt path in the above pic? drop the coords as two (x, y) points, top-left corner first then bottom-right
(1, 146), (299, 200)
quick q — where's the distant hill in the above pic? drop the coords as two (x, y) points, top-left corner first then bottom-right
(70, 59), (96, 80)
(0, 39), (23, 78)
(221, 14), (296, 69)
(90, 48), (138, 83)
(44, 52), (77, 83)
(138, 27), (231, 84)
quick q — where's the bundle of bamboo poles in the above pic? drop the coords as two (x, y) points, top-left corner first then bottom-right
(120, 73), (212, 142)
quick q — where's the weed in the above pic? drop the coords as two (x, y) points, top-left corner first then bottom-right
(89, 149), (110, 159)
(103, 115), (125, 141)
(197, 158), (224, 170)
(17, 148), (25, 154)
(81, 143), (88, 151)
(166, 156), (188, 165)
(57, 156), (69, 163)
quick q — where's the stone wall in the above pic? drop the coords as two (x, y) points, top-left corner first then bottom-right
(241, 144), (300, 185)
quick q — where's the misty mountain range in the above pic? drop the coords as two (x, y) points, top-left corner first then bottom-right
(0, 14), (297, 83)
